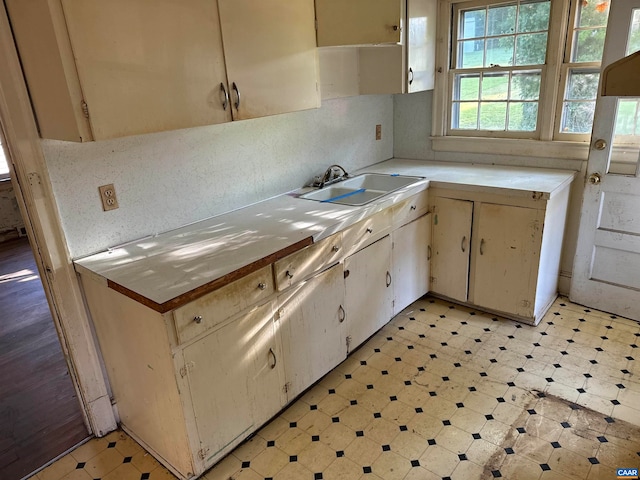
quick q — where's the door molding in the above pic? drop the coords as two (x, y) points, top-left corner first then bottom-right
(0, 3), (116, 436)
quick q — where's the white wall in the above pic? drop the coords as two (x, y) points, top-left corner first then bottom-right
(393, 90), (587, 294)
(43, 95), (394, 259)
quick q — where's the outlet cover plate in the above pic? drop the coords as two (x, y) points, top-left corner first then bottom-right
(98, 184), (119, 211)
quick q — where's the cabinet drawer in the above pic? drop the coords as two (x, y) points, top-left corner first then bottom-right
(342, 209), (392, 256)
(392, 191), (429, 228)
(173, 265), (274, 344)
(274, 233), (343, 291)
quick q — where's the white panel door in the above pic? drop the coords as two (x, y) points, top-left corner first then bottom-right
(430, 197), (473, 302)
(392, 213), (431, 315)
(217, 0), (320, 120)
(277, 263), (346, 401)
(345, 236), (393, 353)
(570, 0), (640, 321)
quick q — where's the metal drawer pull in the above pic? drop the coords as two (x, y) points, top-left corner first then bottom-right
(285, 270), (294, 279)
(258, 282), (267, 290)
(220, 83), (229, 110)
(268, 348), (277, 369)
(461, 236), (467, 253)
(427, 245), (432, 260)
(193, 315), (203, 324)
(480, 239), (486, 256)
(366, 227), (373, 234)
(232, 82), (240, 110)
(338, 305), (346, 323)
(332, 245), (340, 252)
(410, 205), (416, 211)
(386, 271), (392, 287)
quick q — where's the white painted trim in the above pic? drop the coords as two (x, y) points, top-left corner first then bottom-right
(0, 4), (116, 436)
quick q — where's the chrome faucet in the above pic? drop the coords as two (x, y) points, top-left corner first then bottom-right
(314, 164), (349, 188)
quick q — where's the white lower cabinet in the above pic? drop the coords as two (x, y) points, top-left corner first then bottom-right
(392, 213), (431, 315)
(344, 235), (393, 353)
(182, 299), (284, 464)
(429, 186), (570, 325)
(277, 263), (346, 400)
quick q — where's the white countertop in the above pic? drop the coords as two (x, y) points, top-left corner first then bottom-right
(74, 159), (576, 310)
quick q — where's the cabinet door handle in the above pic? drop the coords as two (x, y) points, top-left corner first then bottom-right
(332, 245), (340, 252)
(386, 271), (392, 287)
(366, 227), (373, 234)
(408, 67), (414, 85)
(461, 236), (467, 253)
(220, 83), (229, 110)
(410, 205), (416, 211)
(257, 282), (267, 290)
(193, 315), (203, 324)
(338, 305), (346, 323)
(285, 270), (294, 279)
(232, 82), (240, 110)
(480, 238), (485, 256)
(392, 24), (399, 31)
(268, 348), (277, 369)
(427, 245), (432, 260)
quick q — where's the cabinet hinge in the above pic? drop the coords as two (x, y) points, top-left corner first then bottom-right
(197, 447), (210, 460)
(283, 382), (291, 394)
(346, 335), (352, 351)
(179, 361), (195, 378)
(81, 100), (90, 119)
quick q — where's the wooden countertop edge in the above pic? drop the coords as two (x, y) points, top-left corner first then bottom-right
(106, 236), (314, 314)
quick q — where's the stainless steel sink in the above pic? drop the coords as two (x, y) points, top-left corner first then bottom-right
(300, 173), (424, 206)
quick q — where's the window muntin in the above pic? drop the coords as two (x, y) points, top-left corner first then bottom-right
(451, 0), (550, 135)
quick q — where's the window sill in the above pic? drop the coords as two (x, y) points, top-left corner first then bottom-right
(431, 136), (592, 161)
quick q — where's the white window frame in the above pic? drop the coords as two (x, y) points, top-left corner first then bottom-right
(432, 0), (606, 159)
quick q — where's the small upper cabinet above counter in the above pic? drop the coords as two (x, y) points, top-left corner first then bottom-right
(6, 0), (319, 142)
(316, 0), (437, 99)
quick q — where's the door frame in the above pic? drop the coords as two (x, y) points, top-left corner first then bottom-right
(0, 3), (116, 436)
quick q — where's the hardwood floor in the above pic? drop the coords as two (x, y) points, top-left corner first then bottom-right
(0, 237), (88, 480)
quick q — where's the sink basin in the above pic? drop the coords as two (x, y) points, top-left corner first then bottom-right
(300, 173), (424, 206)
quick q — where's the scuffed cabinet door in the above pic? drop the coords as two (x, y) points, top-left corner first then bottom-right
(430, 197), (473, 302)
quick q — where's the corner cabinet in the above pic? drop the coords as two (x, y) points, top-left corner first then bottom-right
(317, 0), (437, 99)
(430, 185), (571, 325)
(6, 0), (319, 141)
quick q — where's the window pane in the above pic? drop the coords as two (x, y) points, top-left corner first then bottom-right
(517, 1), (550, 33)
(508, 102), (538, 131)
(459, 40), (485, 68)
(461, 8), (486, 39)
(614, 100), (640, 136)
(577, 0), (610, 28)
(566, 70), (599, 100)
(479, 102), (507, 130)
(573, 27), (607, 62)
(453, 102), (479, 129)
(481, 74), (509, 100)
(487, 4), (516, 36)
(455, 74), (480, 101)
(561, 101), (596, 133)
(515, 32), (547, 65)
(511, 72), (541, 100)
(627, 9), (640, 55)
(486, 37), (514, 66)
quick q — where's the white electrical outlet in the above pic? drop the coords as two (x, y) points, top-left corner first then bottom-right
(98, 184), (119, 211)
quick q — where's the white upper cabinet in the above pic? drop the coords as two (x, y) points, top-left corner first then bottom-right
(316, 0), (436, 99)
(218, 0), (320, 120)
(315, 0), (402, 46)
(7, 0), (319, 141)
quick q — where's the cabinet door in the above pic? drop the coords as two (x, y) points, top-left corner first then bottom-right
(471, 204), (543, 318)
(218, 0), (320, 120)
(278, 263), (346, 401)
(431, 197), (473, 302)
(407, 0), (437, 92)
(183, 300), (283, 462)
(61, 0), (231, 140)
(392, 213), (431, 316)
(315, 0), (402, 46)
(345, 236), (393, 353)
